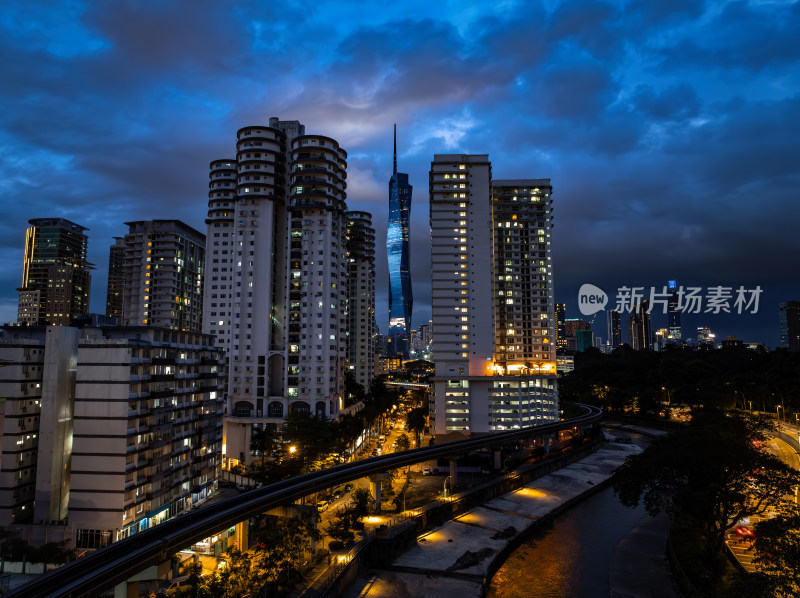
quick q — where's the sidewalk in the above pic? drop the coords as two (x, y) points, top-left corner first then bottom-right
(610, 512), (678, 598)
(345, 440), (645, 597)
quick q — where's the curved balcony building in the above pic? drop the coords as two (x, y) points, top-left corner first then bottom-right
(286, 135), (348, 417)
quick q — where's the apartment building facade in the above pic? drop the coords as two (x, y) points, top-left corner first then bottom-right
(429, 155), (558, 437)
(0, 325), (224, 548)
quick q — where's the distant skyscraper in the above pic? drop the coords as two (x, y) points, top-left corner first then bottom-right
(387, 125), (413, 358)
(697, 326), (716, 347)
(641, 299), (652, 349)
(346, 211), (376, 390)
(607, 309), (622, 346)
(779, 301), (800, 352)
(565, 319), (591, 337)
(628, 301), (651, 350)
(575, 329), (593, 352)
(429, 155), (557, 436)
(667, 280), (682, 340)
(555, 303), (566, 348)
(121, 220), (205, 332)
(17, 218), (93, 326)
(105, 237), (126, 322)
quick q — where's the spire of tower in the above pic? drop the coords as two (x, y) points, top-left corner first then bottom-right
(393, 123), (397, 175)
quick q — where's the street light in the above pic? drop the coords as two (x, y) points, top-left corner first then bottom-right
(289, 445), (297, 454)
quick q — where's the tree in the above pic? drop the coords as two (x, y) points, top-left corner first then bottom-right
(613, 409), (800, 552)
(753, 505), (800, 595)
(406, 407), (427, 448)
(349, 487), (373, 520)
(253, 513), (320, 586)
(395, 433), (411, 451)
(282, 411), (338, 472)
(344, 372), (366, 407)
(250, 424), (277, 467)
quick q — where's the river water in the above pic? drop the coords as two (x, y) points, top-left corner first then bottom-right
(487, 485), (646, 598)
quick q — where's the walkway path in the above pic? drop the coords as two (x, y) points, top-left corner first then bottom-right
(610, 512), (678, 598)
(345, 440), (644, 597)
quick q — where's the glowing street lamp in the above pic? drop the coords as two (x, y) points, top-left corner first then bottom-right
(289, 445), (297, 454)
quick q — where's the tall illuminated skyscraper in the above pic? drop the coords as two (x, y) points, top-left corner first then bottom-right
(387, 125), (413, 358)
(429, 155), (557, 436)
(607, 309), (622, 346)
(17, 218), (92, 326)
(667, 280), (682, 340)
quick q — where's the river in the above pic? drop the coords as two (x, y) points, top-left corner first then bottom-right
(487, 484), (646, 598)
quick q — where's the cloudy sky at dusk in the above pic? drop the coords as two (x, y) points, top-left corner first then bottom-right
(1, 0), (798, 346)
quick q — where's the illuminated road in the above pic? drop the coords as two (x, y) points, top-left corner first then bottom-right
(765, 434), (800, 471)
(726, 431), (799, 573)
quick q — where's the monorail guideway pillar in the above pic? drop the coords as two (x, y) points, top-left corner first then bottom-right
(369, 473), (389, 513)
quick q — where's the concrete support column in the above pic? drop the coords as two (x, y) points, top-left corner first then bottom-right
(545, 434), (551, 456)
(235, 519), (249, 552)
(369, 474), (388, 513)
(493, 449), (502, 469)
(113, 581), (138, 598)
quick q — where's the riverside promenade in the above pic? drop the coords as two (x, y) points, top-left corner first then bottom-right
(345, 436), (650, 598)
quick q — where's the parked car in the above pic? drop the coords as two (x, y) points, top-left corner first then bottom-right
(162, 576), (193, 596)
(317, 500), (330, 512)
(422, 467), (431, 476)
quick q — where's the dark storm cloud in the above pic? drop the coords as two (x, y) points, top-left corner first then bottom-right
(651, 0), (800, 73)
(630, 83), (701, 121)
(0, 0), (797, 346)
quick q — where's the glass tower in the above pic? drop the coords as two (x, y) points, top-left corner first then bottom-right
(387, 125), (413, 358)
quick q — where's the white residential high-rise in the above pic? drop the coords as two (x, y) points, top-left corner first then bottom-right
(286, 134), (349, 418)
(429, 155), (557, 437)
(204, 118), (350, 465)
(203, 157), (236, 356)
(346, 211), (376, 391)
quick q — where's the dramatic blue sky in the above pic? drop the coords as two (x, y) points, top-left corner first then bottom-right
(1, 0), (798, 346)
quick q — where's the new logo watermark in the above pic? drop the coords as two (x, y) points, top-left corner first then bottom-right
(578, 283), (608, 316)
(577, 284), (762, 315)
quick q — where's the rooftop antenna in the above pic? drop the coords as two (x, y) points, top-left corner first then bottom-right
(393, 123), (397, 175)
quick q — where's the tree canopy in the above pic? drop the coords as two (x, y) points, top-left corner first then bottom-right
(613, 409), (800, 553)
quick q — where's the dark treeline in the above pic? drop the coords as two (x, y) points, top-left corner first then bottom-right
(559, 346), (800, 416)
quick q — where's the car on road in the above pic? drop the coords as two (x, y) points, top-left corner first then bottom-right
(317, 500), (330, 512)
(422, 467), (431, 476)
(162, 576), (193, 596)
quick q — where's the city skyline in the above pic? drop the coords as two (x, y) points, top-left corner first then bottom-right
(1, 0), (799, 346)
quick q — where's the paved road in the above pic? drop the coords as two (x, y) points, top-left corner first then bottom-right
(725, 432), (799, 573)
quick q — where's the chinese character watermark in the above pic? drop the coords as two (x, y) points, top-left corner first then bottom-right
(578, 284), (762, 316)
